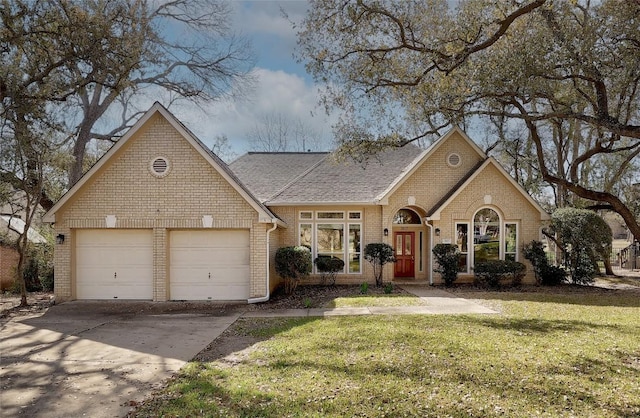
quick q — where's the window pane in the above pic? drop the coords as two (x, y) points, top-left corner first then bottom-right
(317, 224), (344, 252)
(348, 212), (361, 220)
(456, 224), (468, 253)
(300, 224), (312, 248)
(458, 254), (468, 272)
(474, 208), (500, 263)
(396, 234), (403, 255)
(405, 235), (412, 255)
(505, 223), (517, 254)
(393, 209), (421, 224)
(317, 212), (344, 219)
(349, 223), (361, 273)
(300, 211), (312, 220)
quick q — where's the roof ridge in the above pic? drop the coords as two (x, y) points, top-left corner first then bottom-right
(263, 153), (330, 203)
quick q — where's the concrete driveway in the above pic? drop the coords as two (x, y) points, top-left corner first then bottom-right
(0, 301), (242, 418)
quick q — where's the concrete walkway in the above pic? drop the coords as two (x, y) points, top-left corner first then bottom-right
(243, 285), (497, 318)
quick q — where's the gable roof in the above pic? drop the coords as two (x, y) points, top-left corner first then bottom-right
(231, 144), (426, 205)
(373, 127), (486, 204)
(230, 126), (488, 206)
(43, 102), (280, 224)
(426, 157), (551, 221)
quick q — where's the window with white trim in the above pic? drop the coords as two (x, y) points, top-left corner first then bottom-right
(464, 207), (519, 266)
(298, 211), (362, 274)
(505, 223), (518, 261)
(455, 223), (469, 273)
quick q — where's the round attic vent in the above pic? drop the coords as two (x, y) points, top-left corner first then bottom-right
(447, 152), (461, 168)
(150, 156), (170, 177)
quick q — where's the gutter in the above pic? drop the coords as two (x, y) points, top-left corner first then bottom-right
(248, 219), (278, 303)
(424, 218), (434, 285)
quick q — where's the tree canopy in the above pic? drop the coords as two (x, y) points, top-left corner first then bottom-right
(297, 0), (640, 238)
(1, 0), (254, 193)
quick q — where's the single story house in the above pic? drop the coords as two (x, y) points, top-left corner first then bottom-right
(44, 103), (549, 302)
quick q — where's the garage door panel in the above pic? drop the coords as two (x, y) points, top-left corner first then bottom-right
(171, 248), (249, 266)
(76, 230), (153, 300)
(170, 230), (250, 301)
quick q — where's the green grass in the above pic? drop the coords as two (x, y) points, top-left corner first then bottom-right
(325, 294), (427, 308)
(132, 291), (640, 417)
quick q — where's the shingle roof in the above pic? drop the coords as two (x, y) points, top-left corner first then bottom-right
(230, 144), (425, 205)
(230, 152), (328, 202)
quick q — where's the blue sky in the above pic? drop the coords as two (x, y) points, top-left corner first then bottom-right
(169, 1), (336, 159)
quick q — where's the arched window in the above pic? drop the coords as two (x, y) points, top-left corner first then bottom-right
(473, 208), (500, 263)
(393, 209), (422, 224)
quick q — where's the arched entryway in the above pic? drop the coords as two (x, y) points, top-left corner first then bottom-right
(392, 208), (424, 279)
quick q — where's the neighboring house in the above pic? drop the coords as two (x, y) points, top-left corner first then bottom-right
(44, 103), (549, 303)
(0, 208), (48, 290)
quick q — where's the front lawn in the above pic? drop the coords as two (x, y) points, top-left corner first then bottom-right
(131, 290), (640, 417)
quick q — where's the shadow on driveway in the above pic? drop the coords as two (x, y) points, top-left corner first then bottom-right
(0, 301), (243, 418)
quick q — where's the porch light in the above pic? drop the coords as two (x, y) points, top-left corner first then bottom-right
(435, 228), (441, 236)
(383, 228), (389, 237)
(56, 234), (65, 244)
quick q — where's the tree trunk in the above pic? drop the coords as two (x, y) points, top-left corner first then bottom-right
(603, 256), (615, 276)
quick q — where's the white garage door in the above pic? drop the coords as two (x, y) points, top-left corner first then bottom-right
(75, 229), (153, 299)
(170, 230), (250, 300)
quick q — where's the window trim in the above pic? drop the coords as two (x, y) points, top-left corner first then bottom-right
(455, 222), (470, 273)
(316, 211), (345, 220)
(299, 213), (363, 275)
(458, 207), (519, 271)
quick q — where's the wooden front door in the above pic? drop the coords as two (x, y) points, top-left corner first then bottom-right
(394, 231), (415, 277)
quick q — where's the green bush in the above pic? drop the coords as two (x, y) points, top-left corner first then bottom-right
(275, 246), (312, 294)
(550, 207), (611, 284)
(432, 244), (461, 287)
(540, 265), (566, 286)
(360, 281), (369, 294)
(474, 259), (526, 289)
(364, 243), (395, 287)
(314, 256), (345, 286)
(22, 242), (54, 292)
(384, 282), (394, 294)
(523, 240), (566, 286)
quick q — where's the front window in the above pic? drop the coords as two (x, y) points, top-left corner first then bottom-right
(298, 211), (362, 274)
(456, 223), (469, 273)
(473, 208), (500, 263)
(349, 224), (361, 273)
(393, 209), (422, 224)
(505, 223), (518, 261)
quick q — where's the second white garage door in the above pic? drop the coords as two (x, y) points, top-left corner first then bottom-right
(169, 230), (250, 300)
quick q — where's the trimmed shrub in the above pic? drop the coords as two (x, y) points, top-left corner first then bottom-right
(474, 259), (526, 289)
(314, 256), (345, 286)
(432, 244), (461, 287)
(550, 207), (612, 284)
(540, 265), (567, 286)
(523, 240), (566, 286)
(275, 246), (312, 294)
(364, 243), (395, 287)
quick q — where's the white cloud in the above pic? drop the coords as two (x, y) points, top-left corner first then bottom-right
(172, 67), (336, 156)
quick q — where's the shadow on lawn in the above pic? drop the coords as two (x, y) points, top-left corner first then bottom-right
(453, 284), (640, 308)
(462, 315), (627, 335)
(192, 317), (320, 363)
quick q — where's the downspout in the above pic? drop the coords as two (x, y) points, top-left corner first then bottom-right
(248, 219), (278, 304)
(424, 219), (434, 285)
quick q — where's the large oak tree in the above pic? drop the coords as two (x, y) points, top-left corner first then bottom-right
(297, 0), (640, 239)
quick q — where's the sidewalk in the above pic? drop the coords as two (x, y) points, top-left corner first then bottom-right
(242, 285), (497, 318)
